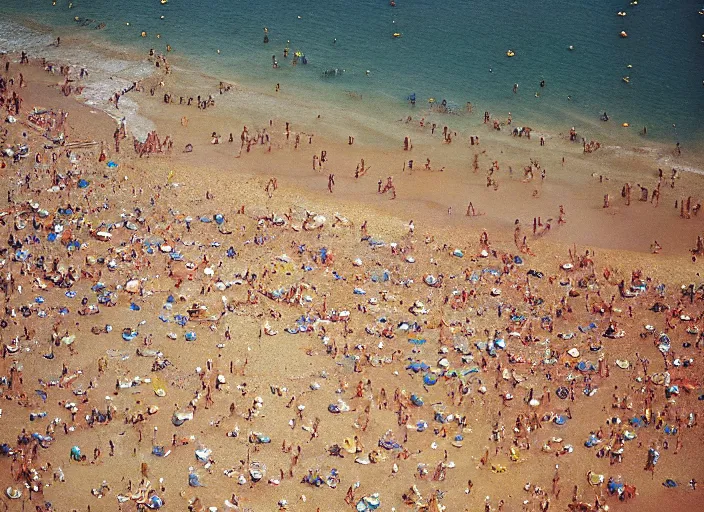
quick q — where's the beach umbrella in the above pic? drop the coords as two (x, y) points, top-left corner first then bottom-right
(423, 373), (438, 386)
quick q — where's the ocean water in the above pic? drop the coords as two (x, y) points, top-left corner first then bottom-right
(2, 0), (703, 144)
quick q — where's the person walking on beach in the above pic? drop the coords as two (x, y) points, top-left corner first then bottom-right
(328, 173), (335, 193)
(651, 185), (660, 206)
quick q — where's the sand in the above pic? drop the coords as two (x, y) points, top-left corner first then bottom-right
(0, 52), (702, 512)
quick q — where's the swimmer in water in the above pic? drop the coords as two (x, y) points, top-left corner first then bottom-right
(489, 68), (493, 73)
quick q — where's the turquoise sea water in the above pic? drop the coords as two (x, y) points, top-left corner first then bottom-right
(2, 0), (703, 143)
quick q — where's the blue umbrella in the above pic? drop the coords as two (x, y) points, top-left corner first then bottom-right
(122, 329), (138, 342)
(423, 373), (438, 386)
(553, 415), (568, 425)
(149, 495), (164, 509)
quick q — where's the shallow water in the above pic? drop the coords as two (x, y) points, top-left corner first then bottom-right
(2, 0), (704, 144)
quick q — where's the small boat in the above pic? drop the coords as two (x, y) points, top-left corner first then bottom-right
(620, 31), (628, 38)
(506, 50), (515, 57)
(393, 32), (401, 38)
(617, 11), (627, 16)
(622, 76), (630, 83)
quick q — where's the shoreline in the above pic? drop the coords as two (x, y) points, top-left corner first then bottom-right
(3, 14), (704, 154)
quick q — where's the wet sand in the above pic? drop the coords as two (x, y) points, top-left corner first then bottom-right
(0, 54), (702, 512)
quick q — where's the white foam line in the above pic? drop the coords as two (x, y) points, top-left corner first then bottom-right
(1, 18), (156, 141)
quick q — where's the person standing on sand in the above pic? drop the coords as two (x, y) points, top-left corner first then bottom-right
(645, 446), (659, 473)
(113, 128), (121, 153)
(552, 465), (561, 498)
(328, 173), (335, 193)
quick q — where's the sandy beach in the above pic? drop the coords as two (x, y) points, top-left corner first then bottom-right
(0, 43), (703, 512)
